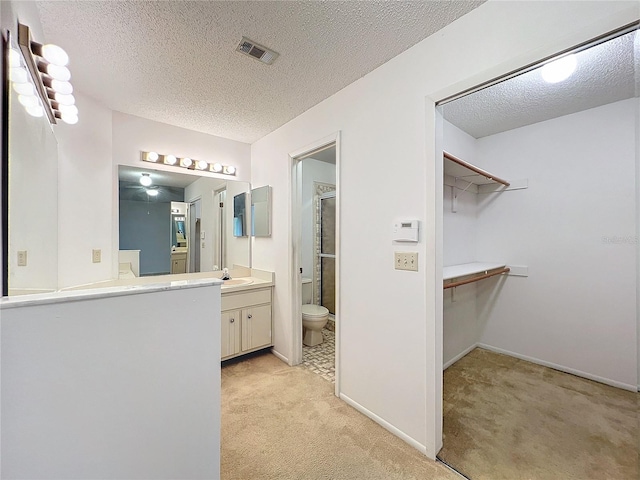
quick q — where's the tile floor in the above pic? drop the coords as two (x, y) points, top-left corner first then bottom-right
(301, 328), (335, 383)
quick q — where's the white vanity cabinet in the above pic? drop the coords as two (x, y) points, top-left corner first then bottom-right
(221, 287), (273, 360)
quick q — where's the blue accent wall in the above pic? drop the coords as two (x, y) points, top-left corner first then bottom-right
(119, 200), (171, 276)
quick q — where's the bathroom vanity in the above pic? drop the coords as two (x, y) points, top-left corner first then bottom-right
(220, 268), (274, 361)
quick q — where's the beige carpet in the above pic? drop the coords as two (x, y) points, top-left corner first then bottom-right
(439, 348), (639, 480)
(221, 353), (458, 480)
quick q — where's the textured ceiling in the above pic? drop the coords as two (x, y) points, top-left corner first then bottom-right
(35, 0), (484, 143)
(442, 30), (639, 139)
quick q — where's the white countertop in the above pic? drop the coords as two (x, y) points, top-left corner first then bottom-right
(443, 262), (507, 281)
(1, 278), (223, 310)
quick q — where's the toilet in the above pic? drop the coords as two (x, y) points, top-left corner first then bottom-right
(302, 278), (329, 346)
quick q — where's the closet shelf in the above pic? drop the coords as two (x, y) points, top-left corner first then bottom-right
(444, 151), (510, 187)
(443, 262), (510, 289)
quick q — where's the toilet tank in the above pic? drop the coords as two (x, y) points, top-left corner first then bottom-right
(302, 278), (313, 304)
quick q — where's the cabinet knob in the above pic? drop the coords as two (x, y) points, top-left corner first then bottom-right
(247, 314), (252, 319)
(230, 318), (235, 323)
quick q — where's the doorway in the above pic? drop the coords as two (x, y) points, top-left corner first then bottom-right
(435, 25), (638, 479)
(290, 133), (340, 395)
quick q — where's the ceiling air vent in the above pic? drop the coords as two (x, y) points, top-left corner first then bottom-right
(236, 37), (279, 65)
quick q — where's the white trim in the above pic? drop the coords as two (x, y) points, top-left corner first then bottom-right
(477, 344), (637, 392)
(340, 393), (427, 455)
(443, 343), (477, 370)
(270, 348), (289, 366)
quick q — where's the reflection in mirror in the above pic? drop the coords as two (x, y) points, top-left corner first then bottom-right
(118, 165), (250, 276)
(6, 38), (59, 295)
(251, 185), (272, 237)
(233, 192), (247, 237)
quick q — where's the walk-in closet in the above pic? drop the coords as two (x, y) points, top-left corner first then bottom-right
(437, 26), (638, 479)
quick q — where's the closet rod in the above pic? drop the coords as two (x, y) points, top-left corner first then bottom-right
(443, 151), (511, 187)
(443, 267), (511, 290)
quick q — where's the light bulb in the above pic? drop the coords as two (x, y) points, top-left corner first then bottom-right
(13, 82), (35, 96)
(61, 112), (78, 124)
(26, 104), (44, 117)
(58, 104), (78, 115)
(212, 163), (223, 172)
(165, 154), (177, 165)
(18, 94), (39, 108)
(197, 160), (208, 170)
(541, 54), (577, 84)
(146, 189), (159, 197)
(51, 79), (73, 95)
(9, 67), (28, 83)
(41, 44), (69, 66)
(226, 166), (236, 175)
(54, 93), (75, 106)
(46, 64), (71, 82)
(9, 48), (22, 68)
(181, 158), (193, 168)
(140, 174), (152, 187)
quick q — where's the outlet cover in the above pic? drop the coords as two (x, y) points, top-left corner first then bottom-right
(92, 249), (101, 263)
(17, 250), (27, 267)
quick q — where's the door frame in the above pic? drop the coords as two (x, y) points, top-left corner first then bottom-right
(289, 132), (341, 396)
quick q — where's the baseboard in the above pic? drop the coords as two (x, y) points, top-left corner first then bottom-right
(443, 343), (478, 370)
(339, 393), (427, 455)
(477, 343), (637, 392)
(270, 348), (289, 365)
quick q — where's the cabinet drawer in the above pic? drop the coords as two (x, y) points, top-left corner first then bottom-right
(221, 288), (271, 311)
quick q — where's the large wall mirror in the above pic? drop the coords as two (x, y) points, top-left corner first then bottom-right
(4, 34), (59, 296)
(118, 165), (250, 277)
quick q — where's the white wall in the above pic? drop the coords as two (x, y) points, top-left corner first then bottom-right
(250, 0), (639, 457)
(301, 158), (336, 281)
(1, 285), (221, 479)
(2, 0), (58, 293)
(442, 121), (479, 366)
(57, 92), (114, 288)
(475, 99), (637, 390)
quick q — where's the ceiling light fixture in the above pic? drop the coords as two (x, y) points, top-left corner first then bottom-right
(12, 23), (78, 125)
(140, 151), (237, 176)
(541, 54), (577, 83)
(146, 188), (159, 197)
(140, 173), (152, 187)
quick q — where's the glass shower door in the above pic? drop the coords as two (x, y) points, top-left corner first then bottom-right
(319, 192), (336, 315)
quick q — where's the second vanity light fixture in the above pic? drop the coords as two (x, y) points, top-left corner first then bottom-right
(141, 151), (237, 176)
(9, 23), (78, 124)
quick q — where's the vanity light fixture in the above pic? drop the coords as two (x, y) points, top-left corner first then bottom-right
(12, 23), (79, 125)
(140, 151), (237, 176)
(139, 173), (152, 187)
(541, 54), (577, 84)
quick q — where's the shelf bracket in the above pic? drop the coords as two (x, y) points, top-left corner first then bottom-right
(452, 178), (473, 213)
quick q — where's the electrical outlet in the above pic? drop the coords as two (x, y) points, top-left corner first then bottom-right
(394, 252), (418, 271)
(92, 249), (101, 263)
(17, 250), (27, 267)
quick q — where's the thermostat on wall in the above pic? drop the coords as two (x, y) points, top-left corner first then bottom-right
(392, 220), (419, 242)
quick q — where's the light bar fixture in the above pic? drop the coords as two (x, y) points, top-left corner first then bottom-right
(10, 23), (78, 125)
(141, 151), (237, 176)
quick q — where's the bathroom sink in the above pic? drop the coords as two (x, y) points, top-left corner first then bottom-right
(222, 278), (254, 288)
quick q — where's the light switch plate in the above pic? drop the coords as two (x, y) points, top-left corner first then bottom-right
(394, 252), (418, 271)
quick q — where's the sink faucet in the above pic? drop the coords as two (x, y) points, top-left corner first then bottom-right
(221, 268), (231, 280)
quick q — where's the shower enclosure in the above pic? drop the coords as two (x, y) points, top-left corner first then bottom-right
(318, 191), (336, 315)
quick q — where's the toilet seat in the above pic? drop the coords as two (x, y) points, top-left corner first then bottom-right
(302, 304), (329, 319)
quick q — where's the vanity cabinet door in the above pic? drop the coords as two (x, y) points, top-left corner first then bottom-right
(221, 309), (241, 359)
(241, 304), (272, 352)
